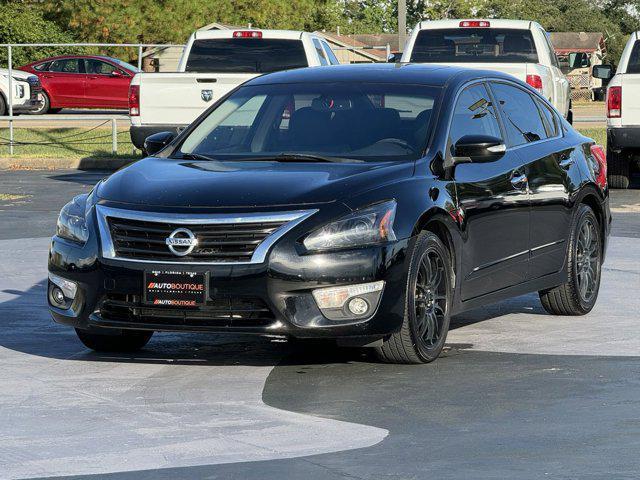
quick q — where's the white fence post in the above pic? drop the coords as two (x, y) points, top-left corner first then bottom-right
(8, 45), (13, 155)
(111, 118), (117, 155)
(137, 44), (143, 70)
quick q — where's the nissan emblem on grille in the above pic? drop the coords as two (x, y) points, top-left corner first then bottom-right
(201, 89), (213, 102)
(165, 228), (198, 256)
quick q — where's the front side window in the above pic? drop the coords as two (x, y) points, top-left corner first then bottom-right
(491, 82), (548, 146)
(178, 82), (441, 162)
(85, 59), (117, 75)
(410, 28), (539, 64)
(449, 83), (502, 148)
(185, 39), (309, 73)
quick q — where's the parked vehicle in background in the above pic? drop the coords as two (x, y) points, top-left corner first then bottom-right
(401, 19), (572, 122)
(0, 69), (42, 115)
(129, 29), (340, 150)
(49, 64), (610, 364)
(20, 55), (139, 114)
(593, 32), (640, 189)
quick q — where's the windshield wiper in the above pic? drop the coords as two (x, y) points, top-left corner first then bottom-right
(178, 152), (217, 161)
(256, 153), (362, 163)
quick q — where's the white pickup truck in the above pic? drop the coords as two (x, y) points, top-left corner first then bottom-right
(593, 32), (640, 189)
(0, 69), (42, 115)
(129, 28), (340, 149)
(400, 19), (572, 121)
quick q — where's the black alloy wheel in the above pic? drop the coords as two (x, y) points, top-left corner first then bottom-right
(376, 231), (452, 364)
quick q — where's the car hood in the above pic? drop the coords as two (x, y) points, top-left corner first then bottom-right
(0, 68), (34, 80)
(96, 157), (414, 209)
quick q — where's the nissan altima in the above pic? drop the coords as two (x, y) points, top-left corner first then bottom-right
(48, 64), (611, 363)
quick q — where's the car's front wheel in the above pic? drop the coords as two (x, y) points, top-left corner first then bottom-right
(31, 91), (50, 115)
(376, 231), (452, 364)
(539, 204), (602, 315)
(75, 328), (153, 352)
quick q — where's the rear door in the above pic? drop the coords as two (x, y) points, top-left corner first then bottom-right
(489, 81), (576, 279)
(621, 40), (640, 125)
(451, 83), (530, 301)
(84, 59), (131, 108)
(42, 58), (86, 107)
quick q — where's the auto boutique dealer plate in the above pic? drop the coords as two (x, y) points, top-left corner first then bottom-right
(144, 271), (207, 307)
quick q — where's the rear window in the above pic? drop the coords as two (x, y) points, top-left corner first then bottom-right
(626, 41), (640, 74)
(185, 39), (308, 73)
(410, 28), (538, 64)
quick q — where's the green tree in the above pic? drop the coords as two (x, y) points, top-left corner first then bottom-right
(0, 2), (75, 67)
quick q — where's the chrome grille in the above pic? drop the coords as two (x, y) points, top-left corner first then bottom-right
(96, 206), (317, 265)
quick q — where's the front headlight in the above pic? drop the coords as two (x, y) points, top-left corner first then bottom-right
(303, 200), (397, 252)
(56, 194), (89, 244)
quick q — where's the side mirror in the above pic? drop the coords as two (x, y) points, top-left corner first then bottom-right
(143, 131), (176, 156)
(387, 53), (397, 63)
(592, 64), (614, 80)
(453, 135), (506, 163)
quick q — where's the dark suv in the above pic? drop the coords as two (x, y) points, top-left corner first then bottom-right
(48, 64), (611, 363)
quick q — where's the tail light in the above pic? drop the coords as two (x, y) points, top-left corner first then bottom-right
(526, 74), (543, 93)
(233, 30), (262, 38)
(590, 144), (607, 190)
(128, 84), (140, 116)
(459, 20), (490, 27)
(606, 86), (622, 118)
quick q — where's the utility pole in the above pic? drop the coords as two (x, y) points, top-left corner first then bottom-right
(398, 0), (407, 54)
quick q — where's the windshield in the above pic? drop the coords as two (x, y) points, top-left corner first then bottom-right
(177, 82), (440, 162)
(410, 28), (538, 64)
(185, 39), (308, 73)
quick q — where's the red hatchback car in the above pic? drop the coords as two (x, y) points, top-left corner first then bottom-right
(20, 55), (139, 114)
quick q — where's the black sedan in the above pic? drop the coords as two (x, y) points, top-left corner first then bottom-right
(48, 64), (611, 363)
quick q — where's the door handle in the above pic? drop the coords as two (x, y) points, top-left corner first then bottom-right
(510, 171), (528, 190)
(558, 151), (574, 169)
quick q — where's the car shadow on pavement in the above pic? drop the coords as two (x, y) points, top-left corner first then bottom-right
(1, 276), (549, 369)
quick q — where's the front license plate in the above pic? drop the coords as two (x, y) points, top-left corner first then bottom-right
(144, 270), (206, 307)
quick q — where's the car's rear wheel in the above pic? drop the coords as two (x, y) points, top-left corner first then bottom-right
(376, 231), (452, 364)
(31, 91), (51, 115)
(607, 147), (630, 189)
(539, 204), (602, 315)
(75, 328), (153, 352)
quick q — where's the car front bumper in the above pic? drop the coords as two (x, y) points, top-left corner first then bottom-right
(48, 216), (412, 341)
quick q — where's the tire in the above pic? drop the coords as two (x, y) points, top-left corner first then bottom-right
(375, 231), (453, 364)
(567, 102), (573, 125)
(607, 146), (630, 189)
(0, 94), (6, 116)
(75, 328), (153, 352)
(31, 91), (50, 115)
(539, 204), (602, 315)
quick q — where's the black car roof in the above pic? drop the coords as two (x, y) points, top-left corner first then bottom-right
(245, 63), (518, 88)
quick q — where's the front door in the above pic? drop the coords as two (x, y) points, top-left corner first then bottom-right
(450, 83), (531, 301)
(83, 59), (131, 108)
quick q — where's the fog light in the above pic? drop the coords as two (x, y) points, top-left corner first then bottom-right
(348, 297), (369, 315)
(51, 287), (65, 306)
(48, 273), (77, 299)
(312, 281), (384, 321)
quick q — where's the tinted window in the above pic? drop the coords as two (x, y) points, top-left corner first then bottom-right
(491, 83), (547, 145)
(322, 41), (340, 65)
(627, 41), (640, 74)
(49, 59), (81, 73)
(34, 62), (50, 71)
(535, 98), (559, 137)
(449, 84), (502, 147)
(410, 28), (538, 63)
(179, 82), (441, 162)
(85, 59), (117, 75)
(313, 39), (328, 65)
(185, 39), (308, 73)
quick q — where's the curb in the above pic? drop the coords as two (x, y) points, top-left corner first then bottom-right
(0, 157), (138, 171)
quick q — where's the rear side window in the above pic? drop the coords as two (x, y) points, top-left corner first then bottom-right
(626, 41), (640, 74)
(410, 28), (538, 64)
(535, 98), (559, 137)
(313, 39), (329, 65)
(449, 84), (502, 147)
(33, 62), (50, 71)
(49, 59), (81, 73)
(491, 83), (547, 146)
(185, 39), (308, 73)
(322, 41), (340, 65)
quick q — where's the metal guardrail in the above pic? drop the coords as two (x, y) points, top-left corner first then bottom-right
(1, 42), (185, 155)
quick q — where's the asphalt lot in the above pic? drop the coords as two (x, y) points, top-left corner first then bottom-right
(0, 169), (639, 479)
